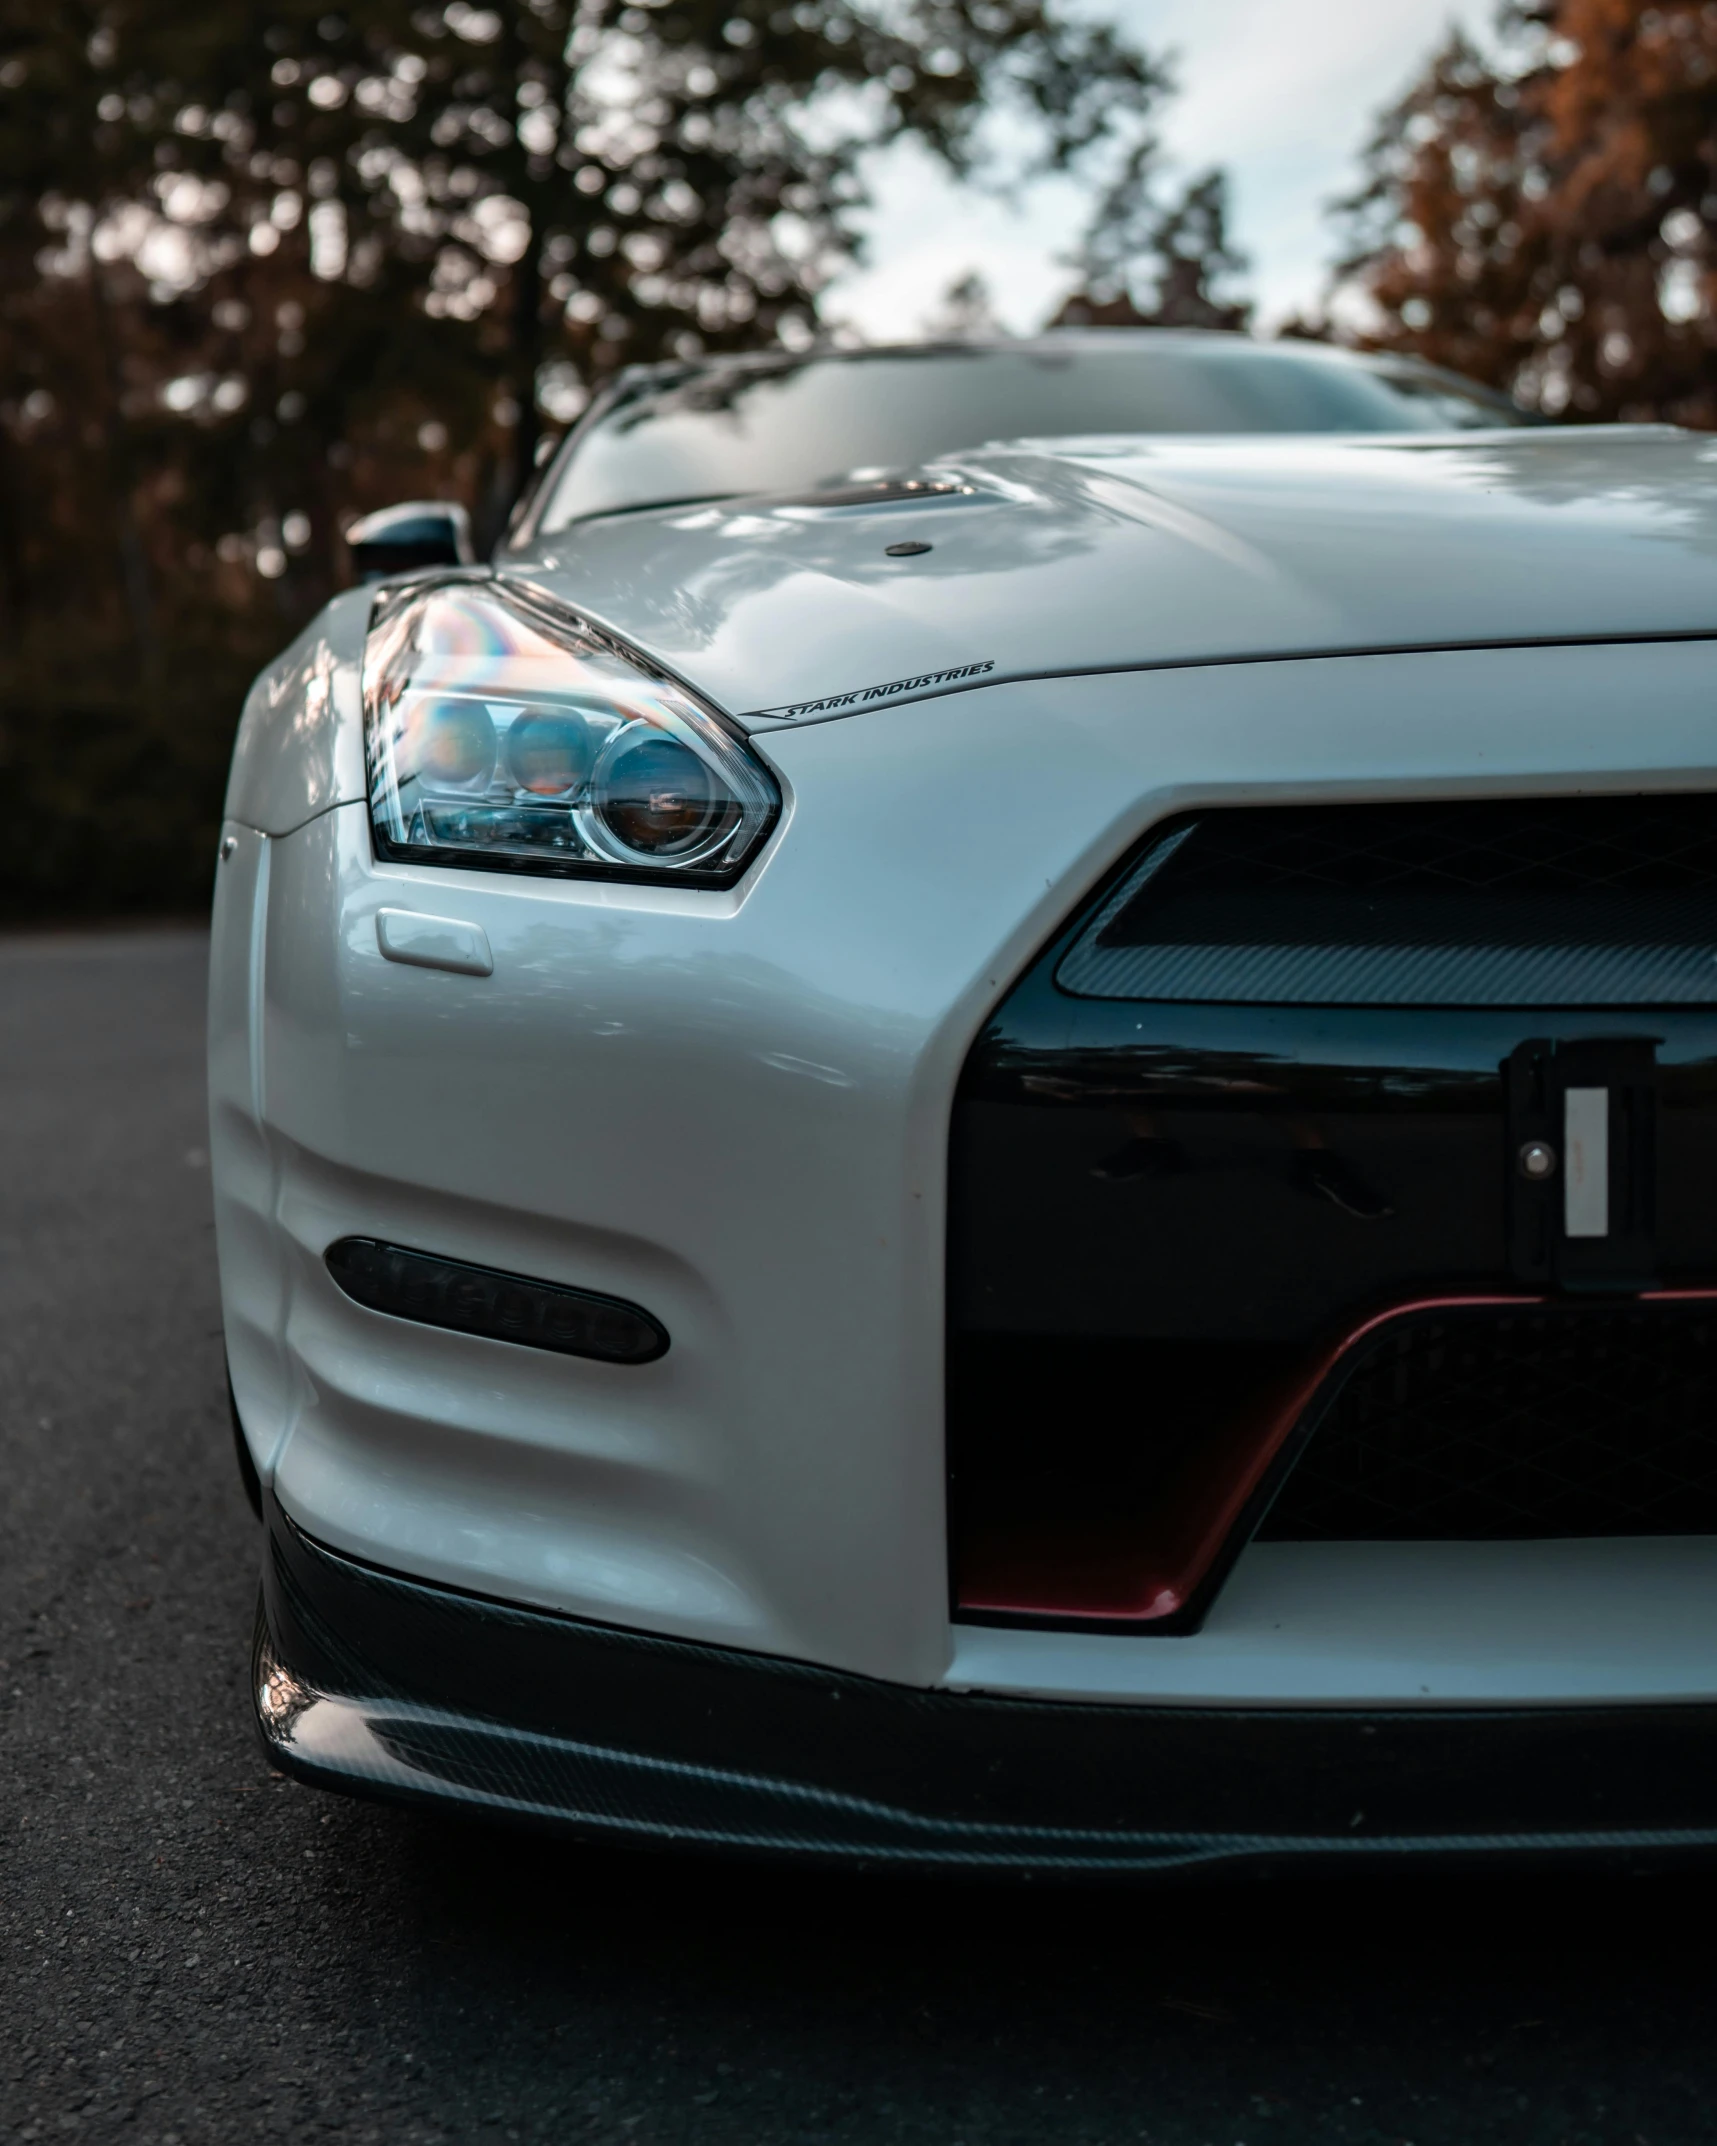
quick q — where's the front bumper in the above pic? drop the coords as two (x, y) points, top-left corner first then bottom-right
(258, 1501), (1717, 1875)
(216, 639), (1717, 1722)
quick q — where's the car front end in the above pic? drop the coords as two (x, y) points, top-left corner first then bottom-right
(215, 408), (1717, 1873)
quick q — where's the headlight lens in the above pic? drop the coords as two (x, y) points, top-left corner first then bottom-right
(587, 729), (730, 860)
(362, 578), (779, 885)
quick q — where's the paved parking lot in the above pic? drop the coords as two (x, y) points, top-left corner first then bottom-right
(4, 927), (1717, 2145)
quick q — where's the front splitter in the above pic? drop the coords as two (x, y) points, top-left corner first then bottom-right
(256, 1500), (1717, 1877)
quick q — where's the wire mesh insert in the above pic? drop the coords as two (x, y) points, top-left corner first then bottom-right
(1261, 1299), (1717, 1540)
(1057, 796), (1717, 1005)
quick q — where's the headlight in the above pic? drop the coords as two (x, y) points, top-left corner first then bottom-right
(361, 578), (779, 885)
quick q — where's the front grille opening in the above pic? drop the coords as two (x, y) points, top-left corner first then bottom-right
(1056, 796), (1717, 1006)
(1262, 1301), (1717, 1540)
(950, 1302), (1717, 1628)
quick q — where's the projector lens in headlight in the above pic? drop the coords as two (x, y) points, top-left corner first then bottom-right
(404, 697), (496, 787)
(590, 728), (732, 859)
(504, 709), (593, 797)
(362, 579), (779, 885)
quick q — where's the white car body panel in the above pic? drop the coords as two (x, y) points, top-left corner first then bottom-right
(520, 430), (1717, 724)
(213, 532), (1717, 1710)
(222, 585), (371, 837)
(951, 1540), (1717, 1707)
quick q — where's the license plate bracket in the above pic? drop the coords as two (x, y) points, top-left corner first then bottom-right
(1505, 1038), (1659, 1292)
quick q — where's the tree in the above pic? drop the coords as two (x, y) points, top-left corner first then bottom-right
(4, 1), (1172, 571)
(921, 268), (1004, 340)
(1052, 163), (1251, 330)
(239, 0), (1171, 527)
(1340, 3), (1717, 424)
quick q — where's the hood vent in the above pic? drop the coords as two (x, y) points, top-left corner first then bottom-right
(764, 476), (976, 510)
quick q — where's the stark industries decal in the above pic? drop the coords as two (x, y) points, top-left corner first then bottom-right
(749, 658), (996, 721)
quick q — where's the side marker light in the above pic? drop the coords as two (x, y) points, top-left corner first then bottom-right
(325, 1238), (668, 1364)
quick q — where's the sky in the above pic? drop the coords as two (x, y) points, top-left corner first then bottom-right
(827, 0), (1493, 338)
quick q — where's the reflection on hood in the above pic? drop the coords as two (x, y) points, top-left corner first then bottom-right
(515, 427), (1717, 723)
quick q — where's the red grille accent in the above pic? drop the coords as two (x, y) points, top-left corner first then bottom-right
(953, 1289), (1717, 1630)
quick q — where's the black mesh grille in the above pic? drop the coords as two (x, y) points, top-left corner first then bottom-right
(1057, 796), (1717, 1005)
(1261, 1301), (1717, 1540)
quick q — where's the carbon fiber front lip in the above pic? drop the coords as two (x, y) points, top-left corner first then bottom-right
(255, 1616), (1338, 1872)
(253, 1617), (1717, 1876)
(256, 1503), (1717, 1875)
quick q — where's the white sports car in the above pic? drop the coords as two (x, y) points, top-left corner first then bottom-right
(213, 331), (1717, 1873)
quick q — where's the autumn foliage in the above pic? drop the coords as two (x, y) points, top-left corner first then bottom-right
(1344, 1), (1717, 423)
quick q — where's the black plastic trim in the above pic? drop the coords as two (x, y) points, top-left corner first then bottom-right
(254, 1501), (1717, 1875)
(365, 828), (760, 892)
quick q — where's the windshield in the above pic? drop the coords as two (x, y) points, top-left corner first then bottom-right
(537, 341), (1533, 530)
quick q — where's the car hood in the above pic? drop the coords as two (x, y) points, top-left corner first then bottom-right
(512, 426), (1717, 724)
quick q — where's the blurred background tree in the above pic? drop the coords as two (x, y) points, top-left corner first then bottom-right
(1341, 1), (1717, 422)
(921, 267), (1005, 340)
(0, 0), (1166, 915)
(1052, 163), (1252, 330)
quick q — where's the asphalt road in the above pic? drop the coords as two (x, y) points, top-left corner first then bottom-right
(5, 928), (1717, 2146)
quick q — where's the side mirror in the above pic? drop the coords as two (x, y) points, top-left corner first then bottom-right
(344, 500), (476, 583)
